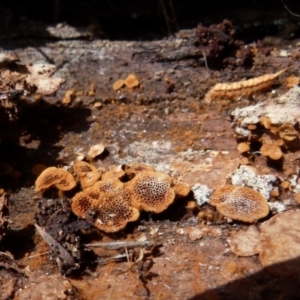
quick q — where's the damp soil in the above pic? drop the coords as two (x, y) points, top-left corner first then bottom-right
(1, 10), (300, 300)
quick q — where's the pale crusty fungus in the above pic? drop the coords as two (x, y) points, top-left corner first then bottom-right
(124, 162), (154, 178)
(125, 171), (175, 213)
(124, 74), (139, 89)
(71, 192), (94, 218)
(210, 185), (269, 223)
(237, 142), (250, 153)
(260, 143), (283, 160)
(227, 225), (262, 256)
(259, 210), (300, 276)
(35, 167), (76, 192)
(73, 161), (101, 189)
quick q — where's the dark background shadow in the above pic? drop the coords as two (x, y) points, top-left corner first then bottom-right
(189, 256), (300, 300)
(0, 99), (91, 190)
(0, 0), (300, 44)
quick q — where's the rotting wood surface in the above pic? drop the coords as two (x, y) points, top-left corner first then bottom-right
(2, 24), (300, 299)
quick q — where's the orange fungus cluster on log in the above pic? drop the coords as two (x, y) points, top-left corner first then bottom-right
(35, 162), (190, 233)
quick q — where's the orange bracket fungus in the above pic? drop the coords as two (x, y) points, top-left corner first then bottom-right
(92, 187), (140, 233)
(72, 179), (140, 233)
(125, 171), (175, 213)
(210, 185), (269, 223)
(73, 161), (101, 189)
(35, 167), (76, 192)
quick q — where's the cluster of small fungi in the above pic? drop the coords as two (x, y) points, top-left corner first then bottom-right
(35, 161), (190, 233)
(232, 86), (300, 165)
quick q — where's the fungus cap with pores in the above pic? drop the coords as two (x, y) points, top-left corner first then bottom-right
(71, 192), (95, 218)
(35, 167), (76, 192)
(85, 178), (124, 200)
(72, 182), (140, 233)
(93, 186), (140, 233)
(73, 161), (101, 188)
(210, 185), (269, 223)
(125, 171), (175, 213)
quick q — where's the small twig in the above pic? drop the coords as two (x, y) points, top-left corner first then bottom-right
(168, 0), (179, 31)
(97, 254), (128, 265)
(85, 240), (154, 250)
(281, 0), (300, 17)
(136, 248), (144, 263)
(28, 251), (51, 259)
(159, 0), (172, 35)
(34, 224), (75, 265)
(125, 246), (130, 262)
(200, 50), (209, 70)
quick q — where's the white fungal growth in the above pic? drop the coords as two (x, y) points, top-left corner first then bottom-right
(191, 183), (213, 206)
(230, 166), (276, 200)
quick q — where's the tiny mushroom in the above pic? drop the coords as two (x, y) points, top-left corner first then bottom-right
(172, 182), (191, 197)
(124, 73), (139, 89)
(113, 79), (125, 91)
(87, 144), (105, 159)
(260, 116), (272, 130)
(101, 165), (125, 181)
(73, 161), (101, 189)
(260, 143), (283, 160)
(237, 142), (250, 153)
(210, 185), (269, 223)
(125, 171), (175, 213)
(124, 162), (154, 178)
(35, 167), (76, 192)
(278, 124), (298, 141)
